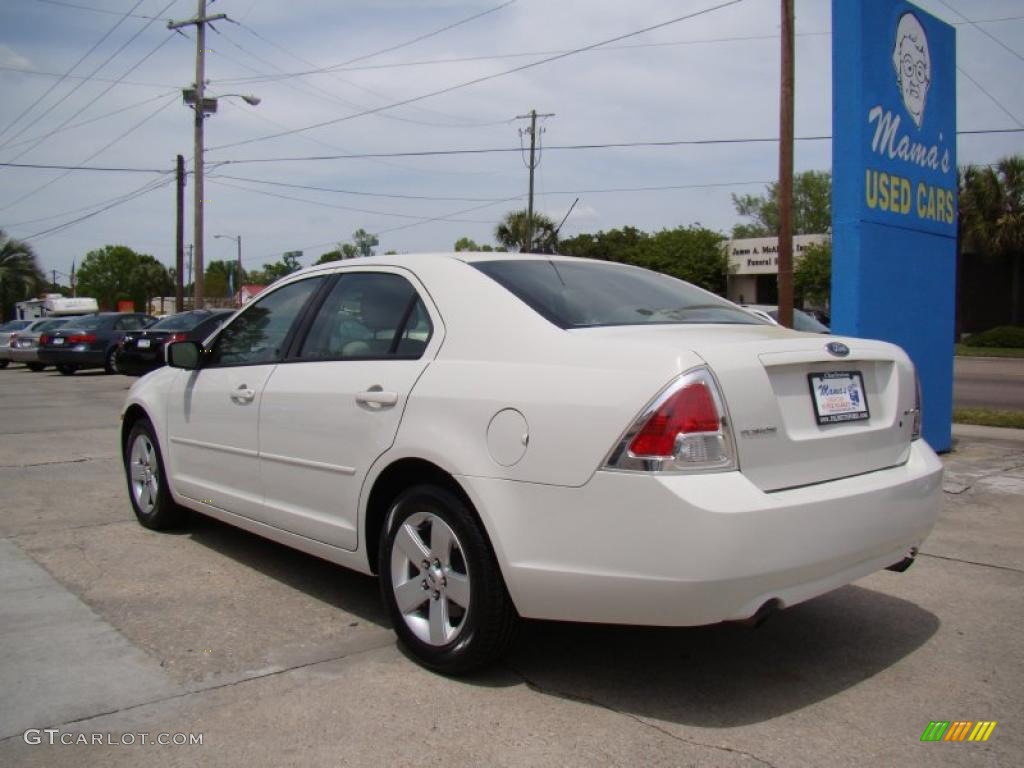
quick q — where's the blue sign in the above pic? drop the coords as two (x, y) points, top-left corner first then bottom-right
(832, 0), (957, 451)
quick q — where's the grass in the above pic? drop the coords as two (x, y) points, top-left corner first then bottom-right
(953, 408), (1024, 430)
(955, 344), (1024, 358)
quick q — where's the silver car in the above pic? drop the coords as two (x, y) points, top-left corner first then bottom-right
(5, 317), (70, 371)
(0, 320), (35, 368)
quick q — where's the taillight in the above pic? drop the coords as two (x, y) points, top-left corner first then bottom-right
(39, 334), (49, 345)
(604, 367), (737, 473)
(65, 334), (97, 344)
(168, 333), (187, 343)
(912, 366), (922, 441)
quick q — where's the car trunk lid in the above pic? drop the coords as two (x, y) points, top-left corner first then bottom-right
(578, 325), (917, 491)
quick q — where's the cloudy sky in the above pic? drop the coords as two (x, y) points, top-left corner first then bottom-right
(1, 0), (1021, 282)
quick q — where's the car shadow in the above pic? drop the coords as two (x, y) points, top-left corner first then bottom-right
(182, 512), (939, 727)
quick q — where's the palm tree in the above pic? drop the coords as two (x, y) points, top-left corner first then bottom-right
(0, 229), (45, 320)
(960, 156), (1024, 324)
(495, 209), (558, 253)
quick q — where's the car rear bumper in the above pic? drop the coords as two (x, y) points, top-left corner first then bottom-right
(116, 349), (163, 376)
(7, 347), (41, 363)
(460, 440), (943, 626)
(38, 348), (105, 368)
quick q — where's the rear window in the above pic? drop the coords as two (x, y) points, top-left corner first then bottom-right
(71, 316), (104, 331)
(1, 320), (32, 331)
(150, 312), (209, 331)
(473, 259), (763, 329)
(33, 319), (67, 331)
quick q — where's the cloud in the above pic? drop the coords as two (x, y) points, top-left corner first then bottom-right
(0, 44), (32, 69)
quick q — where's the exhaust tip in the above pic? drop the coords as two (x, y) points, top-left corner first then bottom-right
(733, 598), (783, 629)
(886, 546), (919, 573)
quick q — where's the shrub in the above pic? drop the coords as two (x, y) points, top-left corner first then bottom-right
(963, 325), (1024, 348)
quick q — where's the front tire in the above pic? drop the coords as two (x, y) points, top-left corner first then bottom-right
(0, 360), (8, 369)
(27, 362), (45, 372)
(124, 419), (186, 530)
(379, 485), (517, 675)
(57, 364), (76, 375)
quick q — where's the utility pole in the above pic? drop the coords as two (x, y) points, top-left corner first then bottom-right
(777, 0), (795, 328)
(186, 243), (193, 307)
(515, 109), (554, 253)
(175, 154), (185, 313)
(169, 1), (226, 310)
(51, 270), (57, 291)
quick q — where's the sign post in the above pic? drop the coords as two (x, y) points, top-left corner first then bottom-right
(832, 0), (957, 451)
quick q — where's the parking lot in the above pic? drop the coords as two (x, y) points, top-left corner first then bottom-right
(0, 367), (1021, 767)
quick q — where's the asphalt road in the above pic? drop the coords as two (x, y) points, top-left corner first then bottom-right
(0, 367), (1022, 767)
(954, 356), (1024, 411)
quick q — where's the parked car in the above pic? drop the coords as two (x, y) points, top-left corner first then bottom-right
(742, 304), (831, 333)
(6, 317), (71, 370)
(116, 309), (235, 377)
(121, 254), (941, 674)
(38, 313), (156, 375)
(0, 320), (35, 368)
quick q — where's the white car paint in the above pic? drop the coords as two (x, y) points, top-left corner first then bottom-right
(123, 253), (942, 629)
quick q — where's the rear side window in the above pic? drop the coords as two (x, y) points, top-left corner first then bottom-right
(211, 277), (324, 366)
(299, 273), (431, 360)
(473, 259), (763, 329)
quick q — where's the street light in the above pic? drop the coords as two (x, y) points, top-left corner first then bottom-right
(180, 89), (259, 309)
(214, 234), (243, 307)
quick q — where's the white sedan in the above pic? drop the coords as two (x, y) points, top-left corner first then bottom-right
(121, 253), (942, 673)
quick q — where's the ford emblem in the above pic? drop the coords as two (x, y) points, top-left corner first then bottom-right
(826, 342), (850, 357)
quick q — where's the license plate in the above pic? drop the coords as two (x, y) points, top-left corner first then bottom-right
(137, 339), (151, 348)
(808, 371), (870, 425)
(52, 337), (64, 346)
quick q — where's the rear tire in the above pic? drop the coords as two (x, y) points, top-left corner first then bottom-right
(0, 360), (8, 369)
(57, 364), (76, 375)
(379, 485), (517, 675)
(105, 347), (119, 374)
(124, 419), (187, 530)
(26, 363), (45, 372)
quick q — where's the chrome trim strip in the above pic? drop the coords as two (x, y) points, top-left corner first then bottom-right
(259, 451), (356, 476)
(169, 436), (258, 458)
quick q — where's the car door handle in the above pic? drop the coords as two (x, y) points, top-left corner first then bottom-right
(356, 387), (398, 408)
(230, 385), (256, 404)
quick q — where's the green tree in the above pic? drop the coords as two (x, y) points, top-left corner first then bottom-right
(636, 226), (729, 293)
(258, 251), (303, 283)
(559, 226), (647, 262)
(0, 229), (45, 320)
(495, 210), (558, 253)
(352, 228), (379, 258)
(315, 243), (358, 264)
(794, 240), (832, 307)
(731, 170), (832, 238)
(960, 156), (1024, 323)
(453, 236), (495, 252)
(76, 245), (169, 311)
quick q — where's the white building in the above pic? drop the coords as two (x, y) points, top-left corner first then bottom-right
(725, 234), (829, 305)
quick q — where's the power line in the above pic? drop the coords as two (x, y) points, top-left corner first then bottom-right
(209, 173), (512, 202)
(0, 94), (178, 211)
(1, 89), (180, 153)
(957, 66), (1023, 128)
(0, 0), (147, 145)
(207, 178), (503, 223)
(0, 162), (168, 172)
(32, 0), (172, 21)
(0, 64), (176, 89)
(207, 0), (748, 152)
(935, 0), (1024, 64)
(2, 0), (179, 158)
(19, 176), (175, 241)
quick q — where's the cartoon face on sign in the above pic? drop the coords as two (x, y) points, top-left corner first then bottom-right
(892, 12), (931, 128)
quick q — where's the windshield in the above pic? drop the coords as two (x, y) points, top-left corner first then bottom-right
(149, 312), (209, 331)
(473, 259), (763, 329)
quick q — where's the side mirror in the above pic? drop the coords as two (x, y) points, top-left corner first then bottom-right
(167, 340), (202, 369)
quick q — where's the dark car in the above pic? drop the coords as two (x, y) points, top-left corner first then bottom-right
(38, 313), (156, 375)
(116, 309), (234, 376)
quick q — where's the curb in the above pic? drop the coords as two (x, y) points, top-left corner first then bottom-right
(952, 423), (1024, 445)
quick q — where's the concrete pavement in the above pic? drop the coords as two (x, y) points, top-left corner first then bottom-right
(0, 366), (1021, 767)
